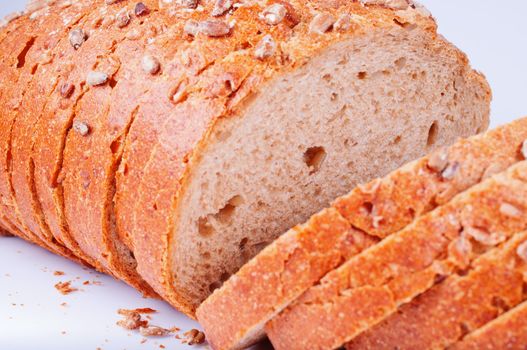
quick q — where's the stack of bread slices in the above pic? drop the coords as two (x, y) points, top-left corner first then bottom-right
(198, 117), (527, 349)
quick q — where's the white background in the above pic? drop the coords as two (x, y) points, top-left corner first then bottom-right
(0, 1), (526, 350)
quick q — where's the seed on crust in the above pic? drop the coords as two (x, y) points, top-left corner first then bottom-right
(254, 35), (276, 60)
(441, 162), (460, 180)
(198, 19), (231, 37)
(427, 148), (449, 172)
(142, 55), (161, 75)
(499, 203), (523, 218)
(259, 4), (287, 25)
(60, 83), (75, 98)
(116, 9), (131, 28)
(309, 13), (336, 34)
(86, 71), (109, 86)
(516, 241), (527, 263)
(448, 235), (473, 268)
(69, 28), (86, 50)
(212, 0), (233, 17)
(463, 226), (506, 247)
(184, 19), (200, 36)
(135, 2), (149, 16)
(334, 14), (353, 32)
(73, 121), (90, 136)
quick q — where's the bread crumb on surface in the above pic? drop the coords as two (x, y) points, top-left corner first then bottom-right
(54, 281), (78, 295)
(184, 329), (206, 345)
(139, 325), (171, 337)
(53, 271), (65, 276)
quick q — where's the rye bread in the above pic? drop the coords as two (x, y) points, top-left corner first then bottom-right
(196, 117), (527, 350)
(267, 161), (527, 350)
(347, 230), (527, 349)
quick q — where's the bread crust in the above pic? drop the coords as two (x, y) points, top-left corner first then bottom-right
(450, 301), (527, 350)
(347, 230), (527, 349)
(197, 209), (377, 350)
(267, 161), (527, 350)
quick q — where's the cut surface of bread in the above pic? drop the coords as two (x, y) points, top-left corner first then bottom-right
(127, 1), (490, 317)
(197, 118), (527, 350)
(267, 161), (527, 350)
(450, 301), (527, 350)
(347, 230), (527, 349)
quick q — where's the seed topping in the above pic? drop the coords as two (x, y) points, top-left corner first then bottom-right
(69, 28), (86, 50)
(86, 71), (109, 86)
(259, 4), (287, 25)
(254, 35), (276, 60)
(141, 55), (161, 75)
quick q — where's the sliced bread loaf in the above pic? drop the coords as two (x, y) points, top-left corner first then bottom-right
(347, 230), (527, 349)
(123, 0), (490, 317)
(450, 301), (527, 349)
(267, 161), (527, 350)
(197, 117), (527, 350)
(0, 0), (491, 318)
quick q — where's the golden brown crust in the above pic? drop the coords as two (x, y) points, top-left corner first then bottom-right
(450, 301), (527, 350)
(267, 161), (527, 350)
(7, 1), (101, 264)
(347, 230), (527, 349)
(197, 208), (377, 350)
(60, 0), (167, 296)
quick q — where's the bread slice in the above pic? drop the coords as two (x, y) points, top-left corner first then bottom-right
(121, 0), (490, 318)
(8, 1), (96, 257)
(0, 1), (97, 262)
(347, 230), (527, 349)
(197, 116), (527, 350)
(267, 161), (527, 350)
(450, 301), (527, 349)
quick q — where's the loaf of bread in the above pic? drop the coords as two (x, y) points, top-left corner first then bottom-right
(0, 0), (490, 319)
(267, 161), (527, 350)
(450, 301), (527, 349)
(347, 229), (527, 349)
(197, 117), (527, 350)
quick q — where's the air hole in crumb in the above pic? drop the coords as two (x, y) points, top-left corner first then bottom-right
(393, 135), (402, 144)
(304, 146), (327, 175)
(330, 92), (338, 101)
(394, 57), (406, 69)
(202, 252), (211, 259)
(322, 73), (332, 82)
(357, 71), (367, 80)
(239, 237), (248, 250)
(198, 217), (215, 237)
(209, 281), (222, 292)
(215, 195), (244, 223)
(427, 122), (438, 147)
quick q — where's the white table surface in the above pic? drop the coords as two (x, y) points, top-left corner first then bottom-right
(0, 1), (526, 349)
